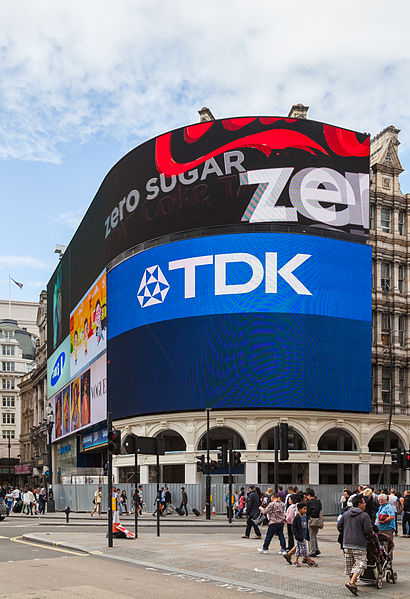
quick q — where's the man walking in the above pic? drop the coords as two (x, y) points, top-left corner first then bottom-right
(242, 486), (262, 540)
(337, 494), (373, 595)
(306, 488), (323, 557)
(257, 491), (287, 554)
(179, 487), (188, 516)
(163, 487), (172, 515)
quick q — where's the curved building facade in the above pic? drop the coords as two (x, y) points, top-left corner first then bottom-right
(47, 108), (410, 489)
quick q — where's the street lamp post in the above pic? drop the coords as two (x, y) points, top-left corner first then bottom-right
(205, 408), (211, 520)
(46, 403), (55, 513)
(8, 436), (11, 486)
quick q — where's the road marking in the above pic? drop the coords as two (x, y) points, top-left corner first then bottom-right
(10, 536), (87, 556)
(0, 535), (8, 539)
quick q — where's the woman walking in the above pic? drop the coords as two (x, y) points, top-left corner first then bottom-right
(90, 486), (102, 517)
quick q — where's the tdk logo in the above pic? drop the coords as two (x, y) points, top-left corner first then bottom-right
(138, 252), (312, 308)
(51, 351), (66, 387)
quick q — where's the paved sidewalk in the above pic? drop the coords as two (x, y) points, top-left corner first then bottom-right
(23, 523), (410, 599)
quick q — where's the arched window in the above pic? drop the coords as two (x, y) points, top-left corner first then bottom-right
(155, 430), (186, 452)
(197, 426), (246, 450)
(257, 427), (306, 450)
(318, 428), (357, 451)
(368, 430), (404, 453)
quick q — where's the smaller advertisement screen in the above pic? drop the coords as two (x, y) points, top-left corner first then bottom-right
(47, 250), (70, 357)
(52, 354), (107, 441)
(47, 336), (70, 398)
(69, 270), (107, 378)
(81, 425), (108, 451)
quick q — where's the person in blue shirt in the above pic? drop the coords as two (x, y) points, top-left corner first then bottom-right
(375, 493), (395, 538)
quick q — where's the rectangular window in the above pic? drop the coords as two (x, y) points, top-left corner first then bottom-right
(372, 311), (376, 343)
(382, 368), (391, 403)
(2, 396), (15, 407)
(2, 345), (14, 356)
(2, 413), (15, 424)
(399, 368), (406, 405)
(2, 379), (15, 390)
(398, 210), (406, 235)
(369, 204), (374, 230)
(381, 312), (390, 346)
(2, 362), (14, 372)
(381, 262), (391, 292)
(381, 208), (391, 233)
(2, 430), (15, 439)
(398, 265), (405, 293)
(399, 315), (406, 347)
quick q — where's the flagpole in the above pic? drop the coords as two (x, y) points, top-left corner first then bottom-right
(8, 274), (11, 319)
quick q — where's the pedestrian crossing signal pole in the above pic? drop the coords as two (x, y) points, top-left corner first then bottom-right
(107, 412), (113, 548)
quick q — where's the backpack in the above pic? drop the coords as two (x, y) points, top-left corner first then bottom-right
(286, 504), (297, 524)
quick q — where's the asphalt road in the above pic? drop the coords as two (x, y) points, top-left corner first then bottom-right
(0, 518), (276, 598)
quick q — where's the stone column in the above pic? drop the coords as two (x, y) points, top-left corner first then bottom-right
(139, 465), (149, 484)
(308, 462), (319, 485)
(246, 461), (258, 485)
(358, 462), (370, 485)
(185, 462), (199, 484)
(113, 466), (119, 484)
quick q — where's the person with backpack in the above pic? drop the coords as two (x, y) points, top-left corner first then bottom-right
(401, 490), (410, 537)
(306, 487), (323, 557)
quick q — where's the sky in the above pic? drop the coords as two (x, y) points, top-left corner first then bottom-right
(1, 0), (410, 303)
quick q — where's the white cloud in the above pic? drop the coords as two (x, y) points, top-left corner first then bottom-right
(0, 0), (410, 163)
(50, 210), (84, 231)
(0, 256), (47, 269)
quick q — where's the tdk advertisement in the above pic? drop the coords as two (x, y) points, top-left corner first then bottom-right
(107, 233), (372, 418)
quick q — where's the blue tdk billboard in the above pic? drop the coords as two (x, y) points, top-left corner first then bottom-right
(107, 233), (371, 418)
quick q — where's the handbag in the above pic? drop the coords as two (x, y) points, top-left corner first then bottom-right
(309, 510), (324, 529)
(252, 513), (266, 526)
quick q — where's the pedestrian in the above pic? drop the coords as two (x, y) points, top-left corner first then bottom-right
(242, 485), (262, 540)
(277, 485), (286, 503)
(90, 486), (102, 517)
(400, 490), (410, 537)
(285, 494), (298, 551)
(362, 487), (377, 523)
(179, 487), (188, 516)
(375, 493), (395, 539)
(163, 486), (172, 515)
(283, 501), (318, 567)
(257, 491), (287, 555)
(235, 489), (246, 519)
(120, 490), (129, 515)
(337, 494), (373, 596)
(38, 487), (46, 514)
(133, 485), (142, 515)
(306, 487), (323, 557)
(388, 488), (399, 535)
(22, 487), (33, 515)
(340, 489), (352, 514)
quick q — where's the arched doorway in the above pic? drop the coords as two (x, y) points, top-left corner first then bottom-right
(257, 426), (307, 485)
(368, 430), (405, 486)
(318, 428), (358, 485)
(197, 427), (246, 450)
(154, 430), (187, 483)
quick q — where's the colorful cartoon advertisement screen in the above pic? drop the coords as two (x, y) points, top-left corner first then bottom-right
(107, 232), (372, 419)
(52, 353), (107, 441)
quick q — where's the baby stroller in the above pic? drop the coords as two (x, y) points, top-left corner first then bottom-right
(360, 532), (397, 589)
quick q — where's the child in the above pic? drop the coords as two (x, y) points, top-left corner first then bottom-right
(283, 501), (318, 567)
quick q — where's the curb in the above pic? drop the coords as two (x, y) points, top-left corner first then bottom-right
(22, 533), (91, 554)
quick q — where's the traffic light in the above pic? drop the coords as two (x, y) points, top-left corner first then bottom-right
(279, 423), (295, 461)
(123, 433), (137, 454)
(196, 454), (205, 473)
(233, 451), (242, 466)
(217, 445), (228, 468)
(211, 460), (218, 472)
(390, 447), (403, 469)
(107, 429), (122, 454)
(404, 451), (410, 470)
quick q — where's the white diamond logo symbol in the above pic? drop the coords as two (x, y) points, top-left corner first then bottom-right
(137, 265), (170, 308)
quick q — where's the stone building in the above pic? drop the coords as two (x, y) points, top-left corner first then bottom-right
(111, 110), (410, 489)
(18, 291), (48, 486)
(0, 315), (37, 484)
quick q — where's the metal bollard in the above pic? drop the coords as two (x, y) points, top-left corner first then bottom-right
(64, 506), (71, 524)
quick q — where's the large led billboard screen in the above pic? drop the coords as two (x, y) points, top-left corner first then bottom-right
(107, 232), (372, 418)
(47, 116), (369, 359)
